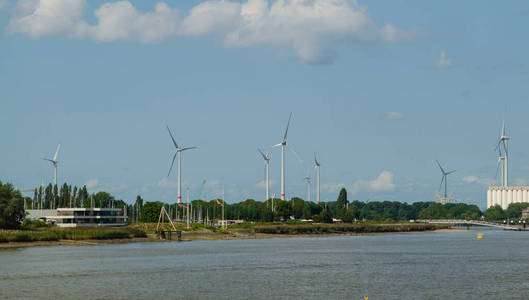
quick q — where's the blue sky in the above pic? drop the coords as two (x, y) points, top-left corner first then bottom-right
(1, 0), (528, 209)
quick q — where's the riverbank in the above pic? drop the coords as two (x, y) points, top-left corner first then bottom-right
(0, 223), (455, 248)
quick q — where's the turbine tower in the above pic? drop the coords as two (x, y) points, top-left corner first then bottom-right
(273, 113), (292, 201)
(167, 126), (197, 204)
(436, 160), (456, 199)
(496, 147), (505, 186)
(495, 121), (509, 187)
(314, 154), (320, 204)
(304, 175), (311, 202)
(43, 143), (61, 185)
(258, 149), (271, 202)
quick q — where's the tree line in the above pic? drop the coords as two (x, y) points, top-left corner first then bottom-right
(3, 179), (523, 229)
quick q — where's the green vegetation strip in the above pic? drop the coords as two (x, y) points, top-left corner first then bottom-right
(0, 228), (146, 243)
(254, 223), (450, 234)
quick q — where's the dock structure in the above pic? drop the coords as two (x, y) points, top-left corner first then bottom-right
(419, 219), (524, 230)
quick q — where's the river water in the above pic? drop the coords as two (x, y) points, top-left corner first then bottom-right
(1, 229), (528, 299)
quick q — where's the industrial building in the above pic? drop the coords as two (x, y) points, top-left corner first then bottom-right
(486, 122), (529, 210)
(487, 187), (529, 210)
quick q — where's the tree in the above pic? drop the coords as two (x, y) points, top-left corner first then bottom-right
(342, 206), (359, 223)
(314, 206), (333, 223)
(141, 201), (164, 222)
(0, 182), (25, 229)
(505, 203), (529, 219)
(336, 188), (348, 218)
(484, 205), (504, 221)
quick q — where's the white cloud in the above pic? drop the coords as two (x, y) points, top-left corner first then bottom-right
(6, 0), (417, 64)
(369, 171), (396, 191)
(384, 111), (405, 120)
(351, 170), (396, 195)
(84, 178), (99, 189)
(7, 0), (85, 38)
(436, 51), (452, 68)
(320, 183), (344, 194)
(462, 176), (495, 186)
(76, 2), (179, 43)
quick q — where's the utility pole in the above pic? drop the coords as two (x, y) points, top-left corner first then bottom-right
(222, 186), (225, 229)
(186, 188), (190, 229)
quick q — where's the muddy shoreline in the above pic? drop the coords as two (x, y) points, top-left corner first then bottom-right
(0, 228), (471, 249)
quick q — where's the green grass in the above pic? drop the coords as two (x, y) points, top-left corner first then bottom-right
(0, 227), (147, 243)
(254, 223), (450, 234)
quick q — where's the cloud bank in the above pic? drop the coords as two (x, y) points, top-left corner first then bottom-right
(6, 0), (417, 63)
(351, 170), (396, 194)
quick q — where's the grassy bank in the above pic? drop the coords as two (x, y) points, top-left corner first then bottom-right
(0, 227), (146, 243)
(254, 223), (450, 234)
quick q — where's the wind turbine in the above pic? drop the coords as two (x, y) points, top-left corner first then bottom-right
(495, 121), (509, 187)
(43, 143), (61, 185)
(272, 113), (292, 201)
(166, 126), (197, 204)
(436, 160), (456, 199)
(314, 154), (320, 204)
(258, 149), (271, 202)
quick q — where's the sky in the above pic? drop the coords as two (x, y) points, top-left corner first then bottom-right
(1, 0), (529, 209)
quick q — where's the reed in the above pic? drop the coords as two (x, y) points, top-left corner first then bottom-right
(0, 227), (147, 243)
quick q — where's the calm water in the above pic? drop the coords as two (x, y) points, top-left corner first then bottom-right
(1, 229), (528, 299)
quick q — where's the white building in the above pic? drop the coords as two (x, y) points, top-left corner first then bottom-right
(487, 186), (529, 210)
(26, 208), (127, 227)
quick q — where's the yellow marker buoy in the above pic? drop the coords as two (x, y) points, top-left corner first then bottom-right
(477, 233), (483, 239)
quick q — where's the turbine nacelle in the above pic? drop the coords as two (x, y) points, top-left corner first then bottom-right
(258, 148), (271, 161)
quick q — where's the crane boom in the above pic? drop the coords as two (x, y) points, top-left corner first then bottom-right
(196, 179), (207, 200)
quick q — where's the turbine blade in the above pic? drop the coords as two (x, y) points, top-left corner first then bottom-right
(53, 143), (61, 161)
(287, 144), (305, 167)
(181, 146), (197, 151)
(167, 153), (177, 176)
(436, 160), (445, 174)
(494, 139), (502, 152)
(283, 112), (292, 142)
(495, 161), (501, 180)
(166, 126), (178, 148)
(446, 170), (456, 175)
(438, 176), (445, 193)
(258, 148), (267, 160)
(272, 143), (282, 148)
(314, 153), (320, 166)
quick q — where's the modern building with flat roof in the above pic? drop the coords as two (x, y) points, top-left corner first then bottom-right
(27, 208), (127, 227)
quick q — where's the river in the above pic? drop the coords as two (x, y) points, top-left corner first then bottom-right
(1, 228), (528, 299)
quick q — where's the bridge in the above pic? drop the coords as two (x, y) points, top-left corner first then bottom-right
(418, 219), (524, 231)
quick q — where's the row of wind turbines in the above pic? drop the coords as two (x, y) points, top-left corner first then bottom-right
(165, 113), (322, 207)
(40, 118), (509, 208)
(258, 113), (321, 204)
